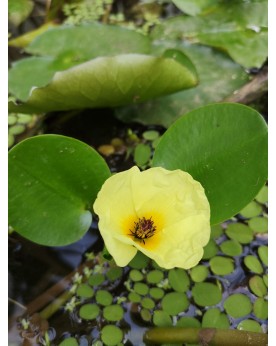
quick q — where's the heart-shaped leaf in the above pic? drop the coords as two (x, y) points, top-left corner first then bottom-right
(152, 103), (268, 225)
(8, 135), (111, 246)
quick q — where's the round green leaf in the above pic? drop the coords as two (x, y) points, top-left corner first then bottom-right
(101, 325), (123, 346)
(202, 239), (218, 259)
(95, 290), (113, 306)
(255, 185), (268, 204)
(76, 284), (94, 298)
(225, 223), (254, 244)
(149, 287), (165, 300)
(129, 269), (144, 282)
(8, 135), (111, 246)
(168, 269), (190, 292)
(161, 292), (189, 315)
(58, 337), (78, 346)
(103, 305), (124, 322)
(129, 251), (150, 269)
(258, 246), (268, 266)
(249, 276), (267, 297)
(192, 282), (222, 307)
(224, 294), (252, 318)
(152, 103), (267, 225)
(133, 283), (149, 296)
(244, 255), (263, 274)
(128, 292), (141, 303)
(239, 201), (262, 218)
(202, 308), (230, 329)
(88, 273), (105, 287)
(248, 217), (268, 233)
(153, 310), (172, 327)
(9, 124), (25, 135)
(219, 240), (243, 257)
(237, 319), (262, 333)
(106, 267), (123, 282)
(146, 270), (164, 284)
(176, 317), (201, 328)
(142, 130), (160, 141)
(79, 303), (100, 320)
(209, 256), (234, 276)
(190, 265), (209, 282)
(141, 297), (155, 310)
(134, 143), (151, 167)
(253, 298), (268, 320)
(140, 308), (152, 322)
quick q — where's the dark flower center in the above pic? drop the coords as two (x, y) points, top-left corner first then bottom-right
(129, 217), (156, 244)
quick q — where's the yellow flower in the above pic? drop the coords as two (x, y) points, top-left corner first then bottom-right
(93, 166), (210, 269)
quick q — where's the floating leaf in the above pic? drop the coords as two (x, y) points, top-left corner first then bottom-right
(8, 135), (111, 246)
(190, 265), (209, 283)
(9, 51), (198, 114)
(101, 325), (123, 346)
(96, 290), (113, 306)
(168, 269), (190, 292)
(223, 294), (252, 318)
(209, 256), (234, 276)
(141, 308), (152, 322)
(142, 130), (160, 141)
(211, 224), (223, 239)
(134, 283), (149, 296)
(106, 267), (123, 282)
(202, 308), (230, 329)
(9, 124), (25, 135)
(76, 284), (94, 298)
(226, 223), (254, 244)
(128, 292), (141, 303)
(263, 274), (268, 287)
(249, 276), (267, 297)
(255, 185), (268, 204)
(219, 240), (243, 257)
(202, 239), (218, 260)
(237, 319), (262, 333)
(146, 270), (164, 284)
(161, 292), (189, 315)
(258, 246), (268, 266)
(79, 304), (100, 320)
(129, 251), (150, 269)
(253, 298), (268, 320)
(153, 103), (268, 225)
(191, 283), (222, 307)
(248, 217), (268, 233)
(149, 288), (165, 300)
(239, 201), (263, 218)
(244, 255), (263, 274)
(141, 297), (155, 310)
(176, 317), (201, 328)
(89, 274), (105, 287)
(153, 310), (172, 326)
(129, 269), (144, 282)
(58, 337), (78, 346)
(103, 305), (124, 322)
(134, 144), (152, 167)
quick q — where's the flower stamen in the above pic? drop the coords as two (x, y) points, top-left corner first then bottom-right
(129, 217), (156, 244)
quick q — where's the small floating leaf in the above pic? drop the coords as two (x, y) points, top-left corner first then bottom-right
(101, 325), (123, 346)
(190, 265), (209, 283)
(249, 276), (267, 297)
(142, 130), (160, 141)
(168, 268), (190, 292)
(237, 319), (262, 333)
(103, 305), (124, 322)
(220, 240), (243, 257)
(225, 223), (254, 244)
(161, 292), (189, 315)
(248, 217), (268, 233)
(224, 294), (252, 318)
(134, 143), (151, 167)
(129, 251), (150, 269)
(239, 201), (262, 218)
(153, 310), (172, 326)
(134, 282), (149, 296)
(141, 297), (155, 310)
(58, 337), (78, 346)
(202, 239), (218, 260)
(255, 185), (268, 204)
(141, 308), (152, 322)
(146, 270), (164, 284)
(202, 308), (230, 329)
(211, 224), (223, 239)
(76, 284), (94, 298)
(263, 274), (268, 287)
(96, 290), (113, 306)
(244, 255), (263, 274)
(79, 303), (100, 320)
(89, 273), (105, 287)
(192, 282), (222, 307)
(176, 317), (201, 328)
(253, 298), (268, 320)
(149, 287), (165, 300)
(128, 292), (141, 303)
(209, 256), (234, 276)
(129, 269), (144, 282)
(9, 124), (25, 135)
(258, 246), (268, 266)
(106, 267), (123, 282)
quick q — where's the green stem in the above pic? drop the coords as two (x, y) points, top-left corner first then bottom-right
(143, 327), (268, 346)
(39, 290), (73, 320)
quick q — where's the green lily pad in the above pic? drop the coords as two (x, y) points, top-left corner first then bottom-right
(244, 255), (263, 274)
(219, 240), (243, 257)
(202, 239), (218, 260)
(101, 325), (123, 346)
(168, 268), (190, 292)
(128, 292), (141, 303)
(8, 135), (111, 246)
(141, 297), (155, 310)
(248, 217), (268, 233)
(79, 303), (100, 320)
(95, 290), (113, 306)
(239, 201), (263, 218)
(106, 267), (123, 282)
(176, 317), (201, 328)
(161, 292), (189, 315)
(140, 308), (152, 322)
(129, 269), (144, 282)
(134, 144), (152, 167)
(190, 265), (209, 283)
(134, 282), (149, 296)
(103, 305), (124, 322)
(153, 103), (267, 225)
(255, 185), (268, 204)
(153, 310), (172, 327)
(129, 251), (150, 269)
(76, 284), (94, 298)
(88, 273), (105, 287)
(209, 256), (235, 276)
(149, 287), (165, 300)
(224, 294), (252, 318)
(249, 276), (267, 297)
(237, 319), (262, 333)
(58, 337), (78, 346)
(191, 282), (222, 307)
(225, 223), (254, 244)
(202, 308), (230, 329)
(253, 298), (268, 320)
(258, 246), (268, 266)
(142, 130), (160, 141)
(146, 270), (164, 284)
